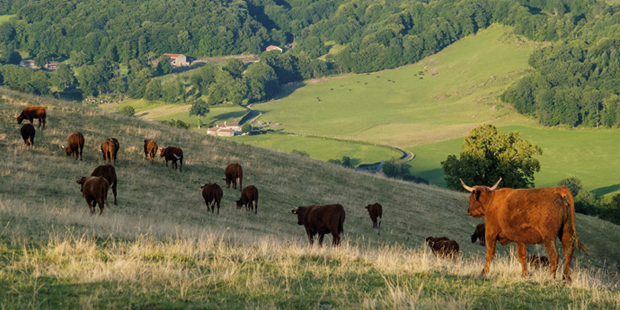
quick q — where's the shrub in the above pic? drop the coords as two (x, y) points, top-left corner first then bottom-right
(242, 123), (251, 133)
(118, 105), (135, 117)
(291, 149), (309, 157)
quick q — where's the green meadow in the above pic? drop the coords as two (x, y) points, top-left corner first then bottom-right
(1, 89), (619, 308)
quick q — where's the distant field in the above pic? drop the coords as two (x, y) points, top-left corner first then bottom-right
(231, 133), (403, 165)
(254, 25), (538, 148)
(0, 15), (13, 24)
(409, 126), (620, 197)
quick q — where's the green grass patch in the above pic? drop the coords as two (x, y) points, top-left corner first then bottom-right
(0, 15), (14, 24)
(231, 133), (403, 165)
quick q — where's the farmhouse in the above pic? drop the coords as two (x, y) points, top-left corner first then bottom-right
(19, 60), (39, 70)
(44, 61), (59, 70)
(207, 122), (242, 137)
(152, 54), (190, 67)
(224, 121), (241, 131)
(266, 45), (283, 53)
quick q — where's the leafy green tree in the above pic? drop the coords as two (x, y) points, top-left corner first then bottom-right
(442, 124), (543, 191)
(241, 123), (250, 133)
(6, 51), (21, 65)
(118, 105), (135, 116)
(109, 76), (127, 94)
(28, 70), (50, 95)
(190, 64), (216, 94)
(244, 62), (279, 102)
(223, 58), (245, 79)
(70, 50), (88, 67)
(144, 79), (162, 101)
(127, 68), (152, 98)
(163, 80), (183, 103)
(189, 98), (209, 116)
(34, 49), (47, 68)
(382, 158), (410, 178)
(557, 177), (583, 197)
(55, 64), (75, 90)
(156, 55), (172, 75)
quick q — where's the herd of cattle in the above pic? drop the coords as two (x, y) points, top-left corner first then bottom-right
(15, 106), (590, 282)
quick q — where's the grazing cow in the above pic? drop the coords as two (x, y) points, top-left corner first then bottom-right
(20, 124), (35, 147)
(91, 165), (118, 205)
(527, 255), (550, 269)
(223, 163), (242, 190)
(76, 176), (110, 216)
(143, 140), (158, 163)
(291, 204), (346, 247)
(364, 203), (383, 229)
(426, 237), (459, 261)
(63, 132), (84, 160)
(16, 106), (46, 129)
(471, 223), (486, 246)
(201, 183), (223, 214)
(461, 178), (589, 281)
(236, 185), (259, 214)
(101, 138), (119, 164)
(160, 146), (183, 171)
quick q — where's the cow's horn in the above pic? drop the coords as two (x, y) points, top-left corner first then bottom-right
(460, 179), (474, 192)
(490, 178), (502, 190)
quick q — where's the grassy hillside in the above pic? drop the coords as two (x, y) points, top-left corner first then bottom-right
(1, 89), (619, 308)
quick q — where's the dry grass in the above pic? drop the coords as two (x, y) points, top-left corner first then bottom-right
(1, 88), (619, 308)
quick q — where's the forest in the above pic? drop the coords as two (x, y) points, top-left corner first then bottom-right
(2, 0), (620, 126)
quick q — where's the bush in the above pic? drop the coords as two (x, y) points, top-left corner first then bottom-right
(118, 105), (135, 116)
(159, 119), (191, 129)
(382, 158), (411, 178)
(242, 123), (251, 133)
(291, 149), (309, 157)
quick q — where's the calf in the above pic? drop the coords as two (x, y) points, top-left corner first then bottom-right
(20, 124), (35, 147)
(77, 176), (110, 216)
(63, 132), (84, 160)
(364, 203), (383, 229)
(16, 106), (46, 129)
(91, 165), (118, 205)
(223, 163), (242, 190)
(201, 183), (223, 214)
(471, 223), (486, 246)
(292, 204), (346, 247)
(101, 138), (119, 164)
(527, 255), (550, 269)
(160, 146), (183, 171)
(236, 185), (259, 214)
(426, 237), (459, 261)
(144, 140), (158, 163)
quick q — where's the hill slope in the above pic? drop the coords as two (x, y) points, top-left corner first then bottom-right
(1, 89), (619, 308)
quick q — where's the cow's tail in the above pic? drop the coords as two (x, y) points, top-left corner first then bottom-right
(562, 193), (590, 254)
(339, 209), (346, 241)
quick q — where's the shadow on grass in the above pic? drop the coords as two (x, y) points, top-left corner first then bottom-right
(275, 82), (306, 99)
(592, 184), (620, 197)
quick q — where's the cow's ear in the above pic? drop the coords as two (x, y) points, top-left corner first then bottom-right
(364, 206), (369, 209)
(291, 209), (297, 214)
(475, 190), (481, 201)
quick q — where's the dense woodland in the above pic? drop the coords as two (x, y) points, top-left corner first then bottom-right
(2, 0), (620, 126)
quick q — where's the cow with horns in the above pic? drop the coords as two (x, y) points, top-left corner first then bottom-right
(461, 178), (589, 281)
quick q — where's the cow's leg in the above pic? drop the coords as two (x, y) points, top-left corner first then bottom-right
(482, 235), (498, 275)
(332, 233), (341, 247)
(112, 182), (118, 205)
(517, 242), (529, 277)
(179, 158), (182, 172)
(543, 238), (559, 279)
(318, 233), (325, 247)
(307, 233), (314, 246)
(165, 159), (169, 167)
(561, 229), (575, 282)
(205, 200), (211, 212)
(41, 116), (45, 130)
(88, 200), (95, 215)
(254, 200), (257, 215)
(216, 200), (220, 215)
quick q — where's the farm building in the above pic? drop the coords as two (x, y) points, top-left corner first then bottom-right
(265, 45), (283, 53)
(152, 54), (190, 67)
(19, 60), (39, 70)
(224, 121), (241, 131)
(44, 61), (59, 70)
(207, 122), (242, 137)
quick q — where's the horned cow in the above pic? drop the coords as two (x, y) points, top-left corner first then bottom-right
(63, 132), (84, 160)
(236, 185), (259, 214)
(201, 183), (223, 214)
(20, 124), (35, 147)
(16, 106), (46, 129)
(364, 203), (383, 229)
(461, 178), (589, 281)
(76, 176), (110, 216)
(91, 165), (118, 205)
(292, 204), (346, 247)
(223, 163), (242, 190)
(160, 146), (183, 171)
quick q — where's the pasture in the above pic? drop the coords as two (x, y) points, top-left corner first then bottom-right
(1, 89), (619, 308)
(409, 126), (620, 197)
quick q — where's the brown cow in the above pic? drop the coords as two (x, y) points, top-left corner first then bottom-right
(223, 163), (243, 191)
(471, 223), (486, 246)
(76, 176), (110, 216)
(63, 132), (84, 160)
(291, 204), (346, 247)
(461, 178), (589, 281)
(236, 185), (259, 214)
(143, 140), (158, 163)
(201, 183), (223, 214)
(365, 203), (383, 229)
(160, 147), (183, 171)
(16, 106), (46, 129)
(527, 255), (550, 269)
(91, 165), (118, 205)
(20, 124), (35, 147)
(426, 237), (459, 261)
(101, 138), (119, 164)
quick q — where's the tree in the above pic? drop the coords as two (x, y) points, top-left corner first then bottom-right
(144, 79), (162, 101)
(442, 124), (543, 191)
(118, 105), (135, 116)
(241, 123), (250, 133)
(189, 98), (209, 116)
(55, 64), (76, 90)
(156, 55), (173, 75)
(7, 51), (21, 64)
(557, 177), (582, 197)
(223, 58), (245, 78)
(34, 49), (47, 68)
(291, 149), (310, 157)
(163, 80), (183, 103)
(382, 158), (410, 178)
